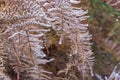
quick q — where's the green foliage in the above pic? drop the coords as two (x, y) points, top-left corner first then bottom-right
(109, 21), (120, 44)
(89, 0), (120, 16)
(88, 0), (120, 27)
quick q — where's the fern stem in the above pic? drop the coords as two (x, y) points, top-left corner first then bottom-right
(25, 30), (35, 65)
(11, 39), (21, 65)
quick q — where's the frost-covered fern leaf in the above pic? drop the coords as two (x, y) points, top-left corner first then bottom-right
(0, 39), (11, 80)
(45, 0), (94, 77)
(0, 0), (54, 80)
(0, 0), (94, 79)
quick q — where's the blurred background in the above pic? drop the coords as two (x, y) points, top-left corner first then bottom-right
(88, 0), (120, 78)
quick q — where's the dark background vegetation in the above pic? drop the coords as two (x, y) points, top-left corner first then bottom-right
(88, 0), (120, 78)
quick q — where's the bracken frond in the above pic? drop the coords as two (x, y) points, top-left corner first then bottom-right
(0, 0), (94, 80)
